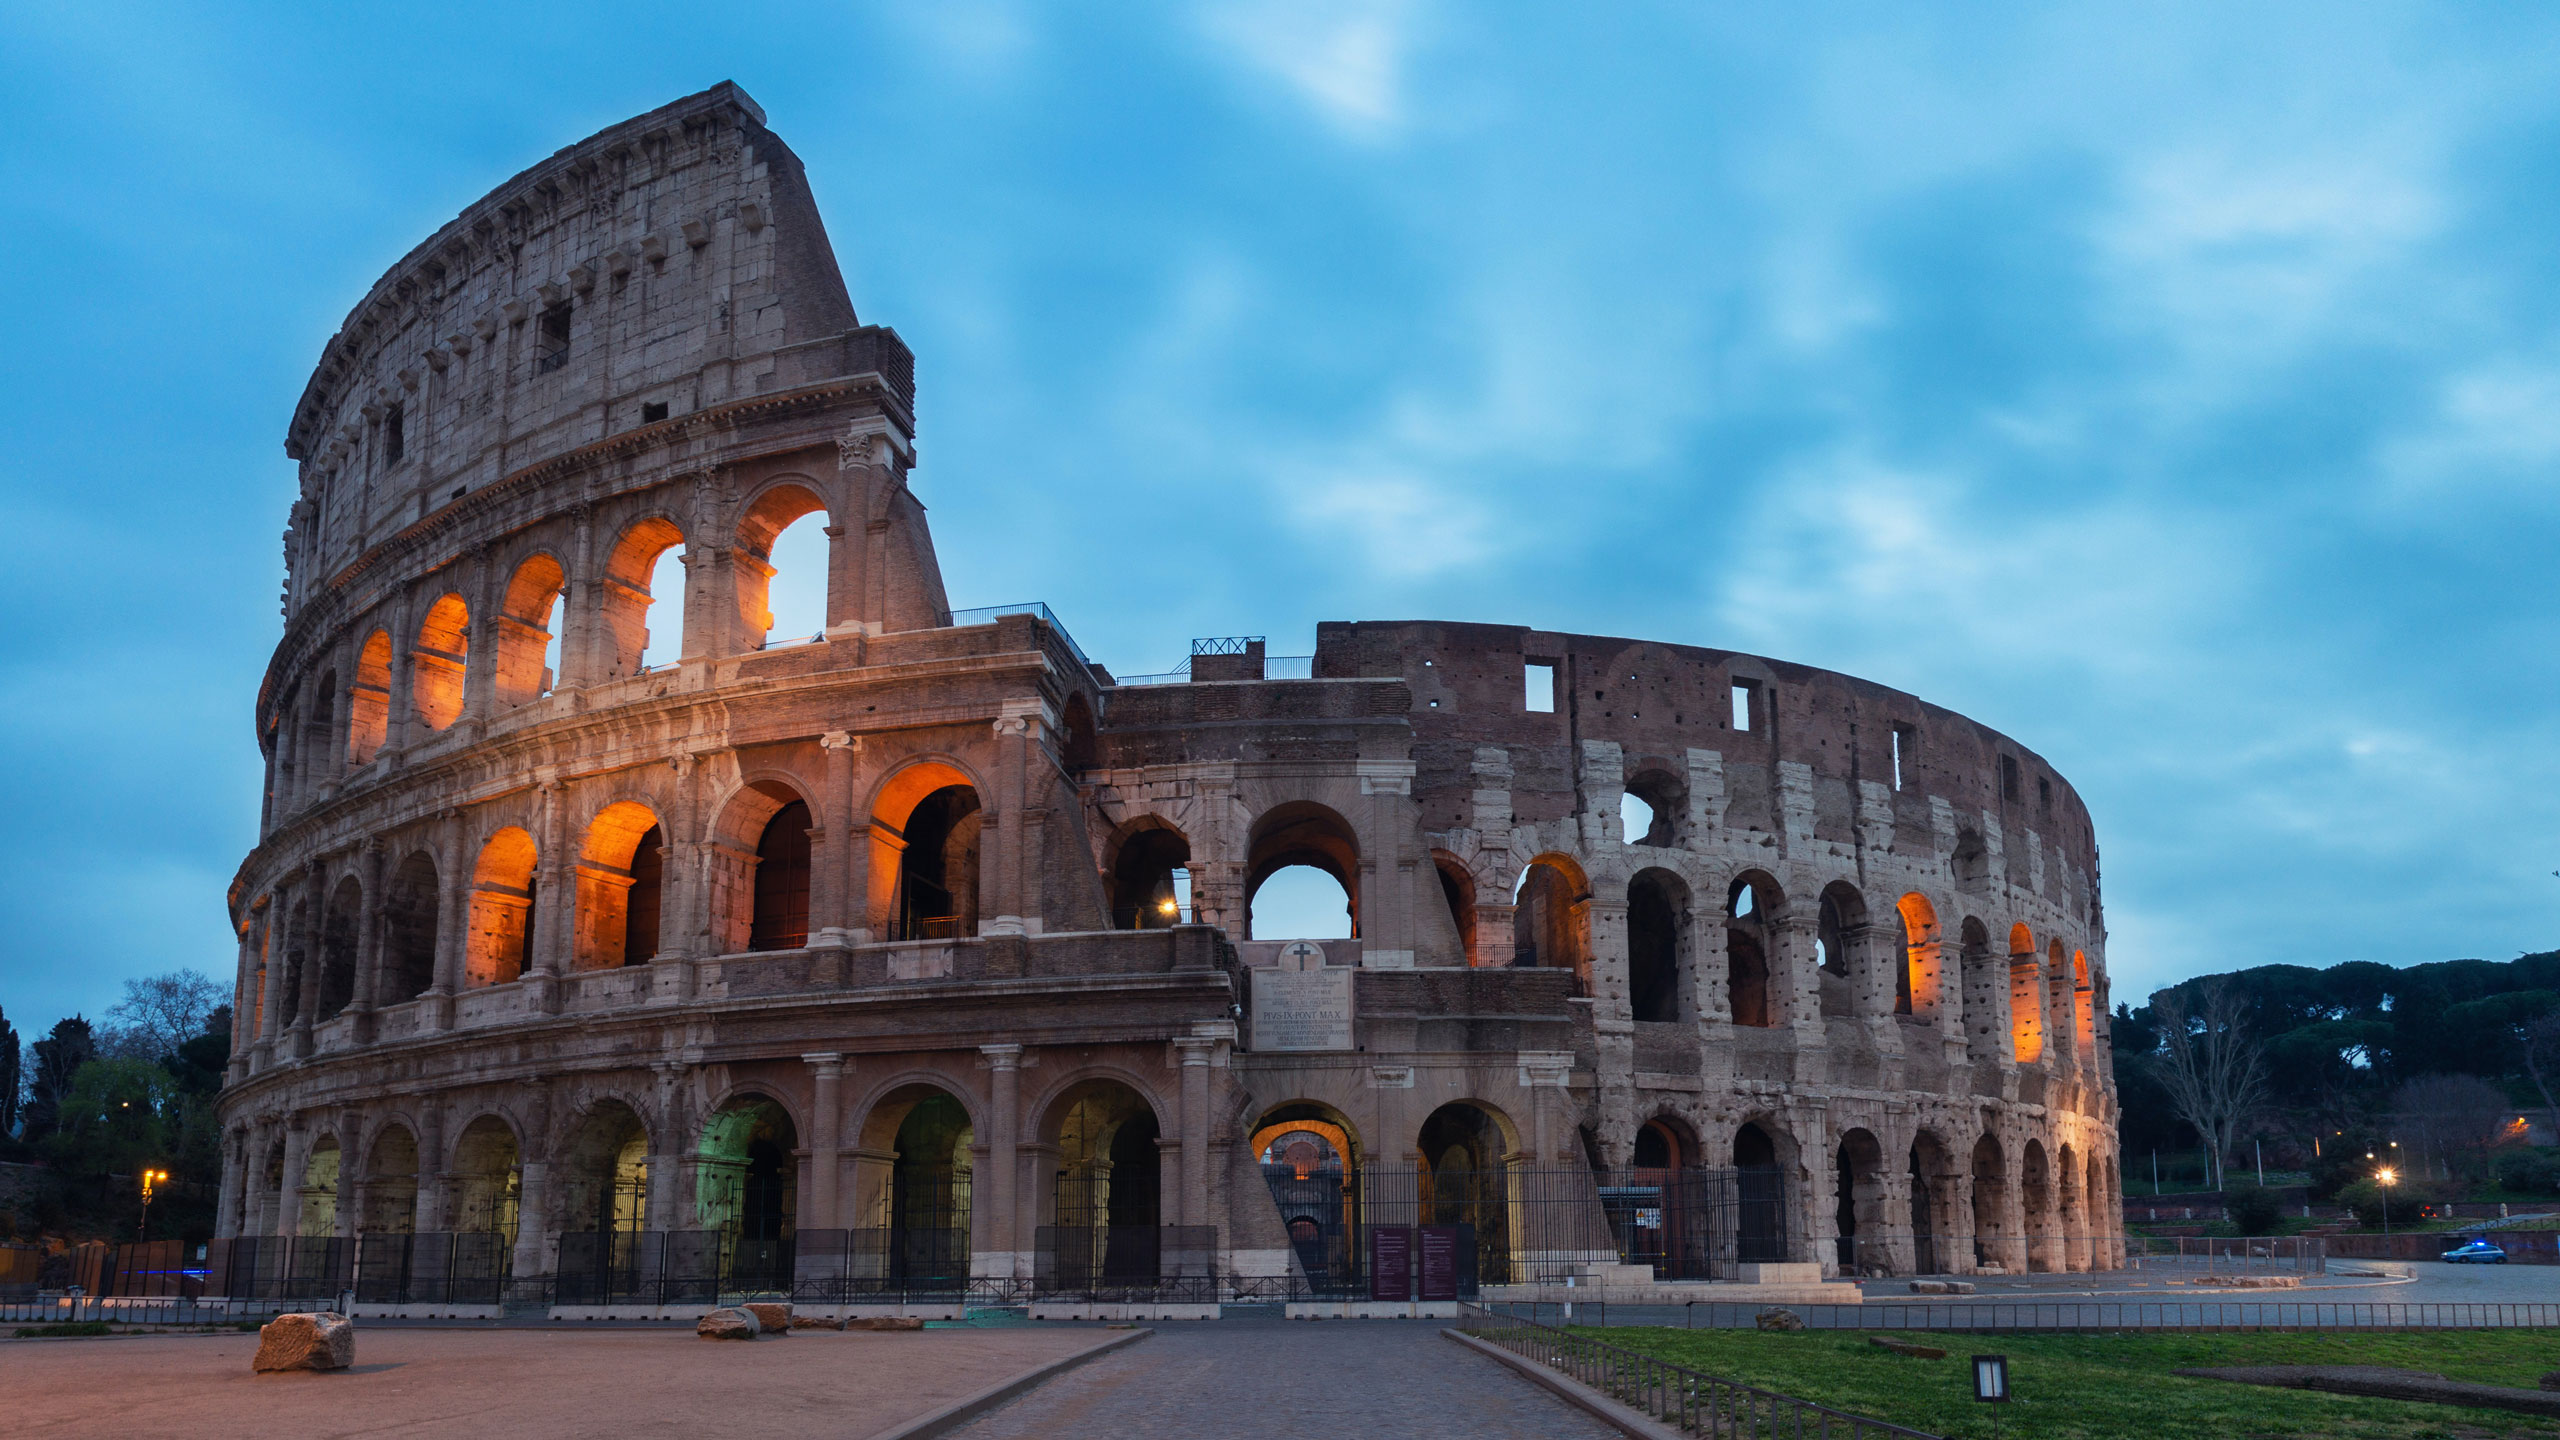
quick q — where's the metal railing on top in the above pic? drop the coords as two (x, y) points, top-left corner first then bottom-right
(1483, 1298), (2560, 1333)
(1114, 655), (1315, 685)
(1459, 1302), (1940, 1438)
(941, 602), (1092, 667)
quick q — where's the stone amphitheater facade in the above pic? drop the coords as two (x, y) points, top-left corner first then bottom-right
(216, 84), (2122, 1300)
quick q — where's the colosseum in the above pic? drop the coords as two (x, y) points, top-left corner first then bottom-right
(214, 83), (2121, 1315)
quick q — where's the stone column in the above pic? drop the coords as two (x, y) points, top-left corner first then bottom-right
(526, 780), (570, 1012)
(804, 1054), (845, 1231)
(277, 1121), (313, 1239)
(976, 1045), (1022, 1279)
(983, 705), (1035, 935)
(215, 1128), (246, 1238)
(382, 596), (417, 758)
(290, 861), (327, 1058)
(647, 1062), (689, 1233)
(560, 504), (596, 688)
(814, 731), (861, 944)
(1174, 1037), (1217, 1228)
(462, 546), (498, 731)
(348, 839), (386, 1037)
(415, 1109), (448, 1234)
(511, 1082), (554, 1280)
(428, 812), (469, 1029)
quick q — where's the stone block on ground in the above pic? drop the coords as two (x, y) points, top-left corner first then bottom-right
(1755, 1307), (1804, 1332)
(742, 1302), (792, 1333)
(1906, 1280), (1976, 1295)
(847, 1316), (927, 1331)
(697, 1307), (759, 1340)
(253, 1312), (355, 1373)
(791, 1314), (849, 1330)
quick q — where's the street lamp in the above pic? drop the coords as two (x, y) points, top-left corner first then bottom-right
(2376, 1167), (2397, 1238)
(139, 1168), (169, 1244)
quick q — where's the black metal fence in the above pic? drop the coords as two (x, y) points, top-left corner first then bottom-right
(790, 1227), (972, 1302)
(1459, 1302), (1940, 1437)
(1482, 1298), (2560, 1332)
(1033, 1225), (1220, 1302)
(1261, 1166), (1792, 1295)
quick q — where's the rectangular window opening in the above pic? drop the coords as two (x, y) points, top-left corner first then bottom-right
(383, 403), (405, 465)
(2000, 755), (2021, 803)
(1892, 723), (1917, 791)
(1731, 679), (1760, 732)
(536, 304), (573, 375)
(1524, 661), (1556, 714)
(641, 400), (670, 424)
(2038, 776), (2053, 816)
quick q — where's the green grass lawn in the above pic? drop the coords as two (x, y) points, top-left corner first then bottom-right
(1571, 1326), (2560, 1439)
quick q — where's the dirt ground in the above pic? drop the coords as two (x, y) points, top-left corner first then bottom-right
(4, 1322), (1118, 1439)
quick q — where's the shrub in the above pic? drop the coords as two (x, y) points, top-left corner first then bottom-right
(2225, 1182), (2287, 1234)
(2336, 1176), (2442, 1227)
(2497, 1149), (2559, 1197)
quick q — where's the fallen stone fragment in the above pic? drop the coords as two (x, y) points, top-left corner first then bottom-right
(696, 1307), (759, 1340)
(1869, 1337), (1948, 1359)
(253, 1312), (355, 1373)
(2199, 1274), (2300, 1289)
(791, 1314), (848, 1331)
(1755, 1307), (1804, 1332)
(742, 1301), (792, 1333)
(2178, 1366), (2560, 1419)
(1906, 1280), (1975, 1295)
(846, 1316), (926, 1331)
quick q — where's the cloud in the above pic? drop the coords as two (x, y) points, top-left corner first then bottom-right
(1199, 0), (1419, 141)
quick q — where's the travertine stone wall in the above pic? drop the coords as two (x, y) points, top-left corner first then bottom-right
(220, 85), (2121, 1286)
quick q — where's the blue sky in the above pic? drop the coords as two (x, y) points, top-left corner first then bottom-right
(4, 2), (2558, 1032)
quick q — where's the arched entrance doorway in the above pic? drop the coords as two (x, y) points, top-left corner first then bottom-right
(554, 1101), (650, 1301)
(851, 1085), (975, 1289)
(1835, 1128), (1889, 1275)
(1042, 1080), (1164, 1288)
(1251, 1103), (1361, 1294)
(1418, 1101), (1514, 1286)
(698, 1096), (797, 1289)
(1734, 1122), (1788, 1264)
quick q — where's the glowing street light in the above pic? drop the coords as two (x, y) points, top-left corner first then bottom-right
(2377, 1166), (2397, 1238)
(139, 1168), (169, 1244)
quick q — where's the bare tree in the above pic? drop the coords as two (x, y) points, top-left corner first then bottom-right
(2151, 979), (2270, 1192)
(96, 970), (224, 1062)
(2519, 1013), (2560, 1134)
(2394, 1074), (2514, 1181)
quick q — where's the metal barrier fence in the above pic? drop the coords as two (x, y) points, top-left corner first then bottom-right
(2126, 1235), (2325, 1273)
(789, 1227), (972, 1302)
(1032, 1225), (1220, 1302)
(1460, 1302), (1939, 1438)
(1481, 1299), (2560, 1332)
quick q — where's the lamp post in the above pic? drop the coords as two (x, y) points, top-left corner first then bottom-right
(2377, 1167), (2397, 1239)
(139, 1168), (168, 1244)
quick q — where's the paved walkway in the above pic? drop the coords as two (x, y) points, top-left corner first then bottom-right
(4, 1324), (1112, 1440)
(950, 1318), (1618, 1440)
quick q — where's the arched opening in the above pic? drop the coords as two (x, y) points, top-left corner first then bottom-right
(1433, 853), (1478, 966)
(1418, 1101), (1515, 1285)
(1835, 1128), (1889, 1275)
(1252, 1102), (1361, 1293)
(276, 895), (311, 1028)
(383, 851), (439, 1002)
(465, 827), (538, 987)
(1970, 1134), (2007, 1272)
(1511, 854), (1588, 984)
(2073, 951), (2097, 1057)
(698, 1095), (797, 1287)
(735, 483), (829, 649)
(451, 1116), (521, 1243)
(748, 799), (812, 952)
(553, 1102), (650, 1298)
(1246, 803), (1361, 941)
(1058, 693), (1098, 772)
(1727, 873), (1780, 1028)
(2009, 924), (2044, 1063)
(1627, 868), (1686, 1023)
(2057, 1142), (2083, 1273)
(1734, 1122), (1788, 1262)
(412, 594), (470, 731)
(1910, 1132), (1955, 1275)
(1895, 892), (1942, 1017)
(2021, 1139), (2054, 1273)
(2047, 940), (2072, 1063)
(348, 630), (392, 767)
(1816, 882), (1864, 1018)
(363, 1125), (419, 1235)
(318, 877), (361, 1021)
(1622, 768), (1683, 846)
(869, 762), (983, 942)
(1620, 1115), (1709, 1280)
(602, 515), (687, 677)
(1107, 822), (1191, 931)
(853, 1086), (974, 1286)
(1046, 1080), (1163, 1285)
(494, 553), (566, 706)
(299, 1137), (341, 1237)
(1960, 916), (2000, 1064)
(575, 802), (663, 970)
(302, 673), (337, 787)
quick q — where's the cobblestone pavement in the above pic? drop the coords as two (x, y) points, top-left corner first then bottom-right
(950, 1318), (1621, 1439)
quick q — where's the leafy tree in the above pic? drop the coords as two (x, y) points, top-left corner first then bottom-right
(42, 1057), (177, 1180)
(0, 1006), (18, 1140)
(20, 1017), (95, 1143)
(2224, 1181), (2286, 1234)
